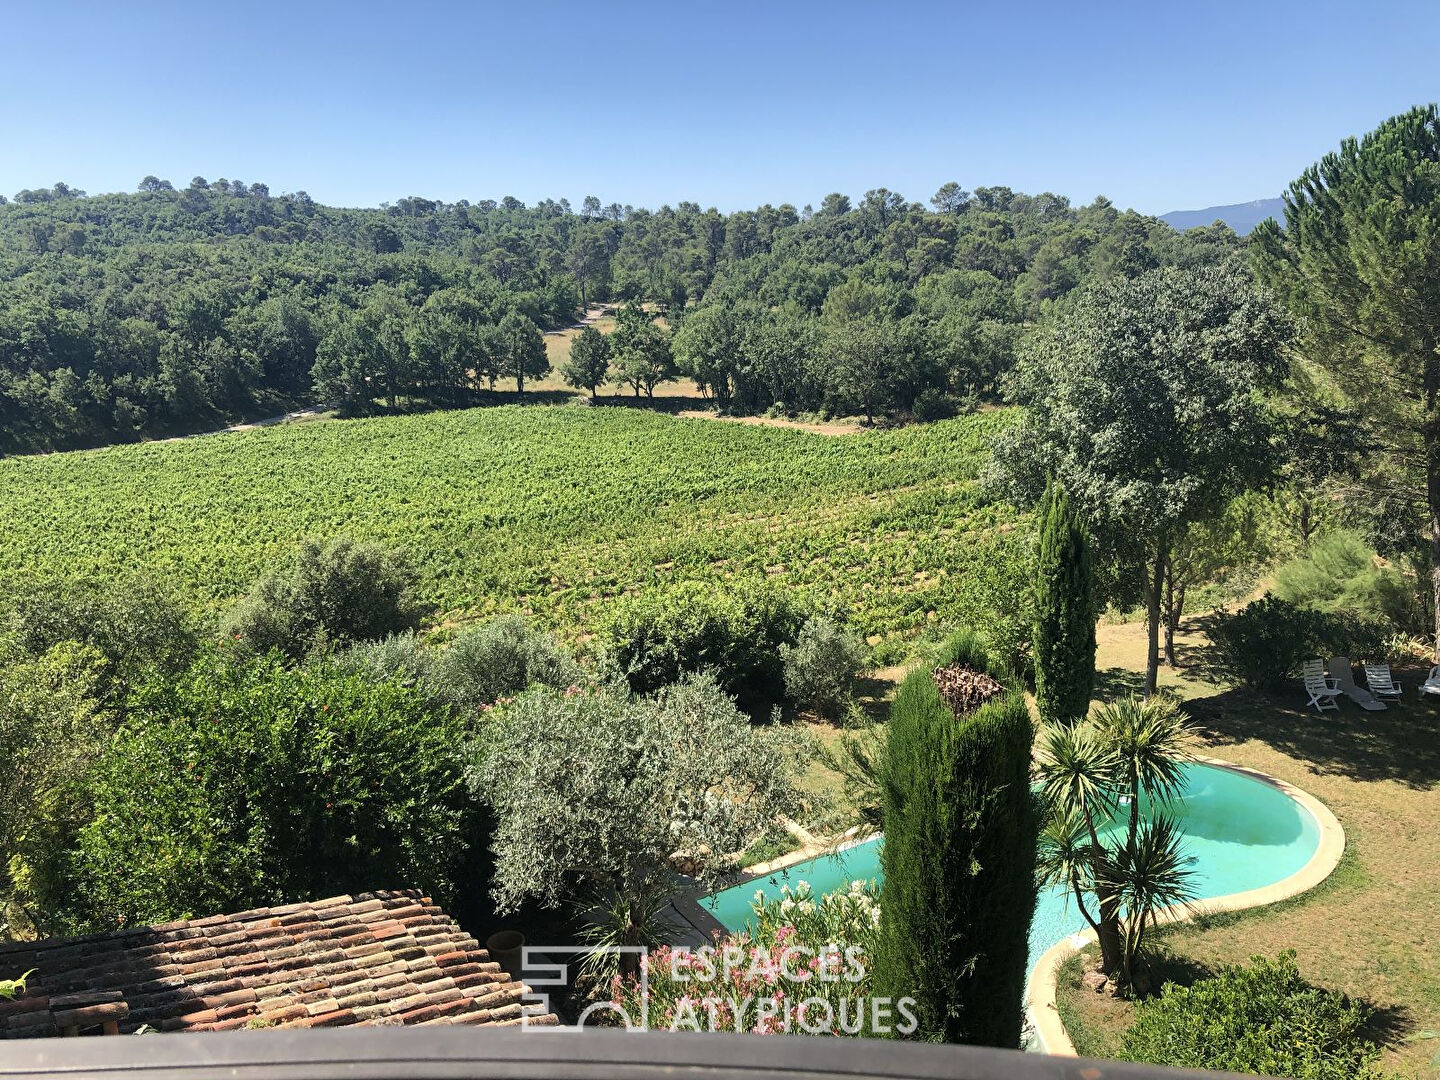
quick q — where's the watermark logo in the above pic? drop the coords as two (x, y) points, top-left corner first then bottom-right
(521, 946), (649, 1030)
(520, 943), (917, 1035)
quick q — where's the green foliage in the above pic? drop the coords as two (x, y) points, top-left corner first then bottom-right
(990, 260), (1292, 570)
(334, 616), (581, 712)
(780, 616), (869, 719)
(988, 259), (1293, 691)
(496, 311), (549, 392)
(561, 325), (612, 396)
(1274, 532), (1427, 636)
(1036, 696), (1196, 985)
(1254, 106), (1440, 649)
(333, 631), (436, 684)
(603, 580), (810, 715)
(0, 407), (1029, 648)
(1033, 479), (1096, 725)
(0, 970), (33, 1000)
(56, 650), (477, 930)
(223, 536), (424, 659)
(1, 577), (196, 709)
(0, 638), (106, 935)
(1209, 594), (1387, 689)
(0, 181), (1238, 452)
(609, 302), (675, 398)
(1120, 953), (1387, 1079)
(873, 632), (1038, 1046)
(473, 675), (806, 955)
(431, 615), (581, 710)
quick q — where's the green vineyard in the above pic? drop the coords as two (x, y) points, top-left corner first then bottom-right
(0, 405), (1029, 649)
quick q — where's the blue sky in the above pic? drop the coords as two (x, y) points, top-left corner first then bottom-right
(2, 0), (1435, 216)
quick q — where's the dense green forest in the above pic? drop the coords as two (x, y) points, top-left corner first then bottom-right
(0, 176), (1239, 453)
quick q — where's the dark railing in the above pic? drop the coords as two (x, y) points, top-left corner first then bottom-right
(0, 1028), (1254, 1080)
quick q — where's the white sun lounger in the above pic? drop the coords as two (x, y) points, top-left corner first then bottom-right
(1363, 662), (1403, 702)
(1303, 658), (1342, 714)
(1421, 665), (1440, 699)
(1328, 656), (1386, 711)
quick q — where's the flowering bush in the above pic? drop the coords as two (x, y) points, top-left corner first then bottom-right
(609, 879), (913, 1036)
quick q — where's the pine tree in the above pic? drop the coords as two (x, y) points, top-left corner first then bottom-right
(1033, 478), (1096, 726)
(873, 630), (1038, 1046)
(1253, 105), (1440, 659)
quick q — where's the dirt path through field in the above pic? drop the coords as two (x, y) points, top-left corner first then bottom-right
(543, 303), (610, 336)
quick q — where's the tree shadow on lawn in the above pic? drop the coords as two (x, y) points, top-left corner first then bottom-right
(1184, 680), (1440, 789)
(1094, 666), (1149, 702)
(850, 672), (901, 726)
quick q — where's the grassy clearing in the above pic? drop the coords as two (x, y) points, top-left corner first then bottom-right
(1059, 616), (1440, 1077)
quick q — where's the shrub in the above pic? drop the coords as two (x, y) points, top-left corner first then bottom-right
(873, 629), (1037, 1046)
(781, 616), (868, 719)
(56, 649), (478, 930)
(910, 387), (959, 422)
(1032, 479), (1096, 725)
(2, 577), (197, 707)
(0, 638), (107, 931)
(222, 536), (424, 659)
(1274, 531), (1427, 634)
(1209, 594), (1388, 689)
(1120, 953), (1386, 1079)
(603, 581), (809, 715)
(333, 631), (436, 685)
(433, 615), (581, 710)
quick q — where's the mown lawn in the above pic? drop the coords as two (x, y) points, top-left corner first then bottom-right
(1061, 618), (1440, 1077)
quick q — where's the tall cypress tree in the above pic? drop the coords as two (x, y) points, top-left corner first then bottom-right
(873, 631), (1038, 1046)
(1033, 478), (1096, 726)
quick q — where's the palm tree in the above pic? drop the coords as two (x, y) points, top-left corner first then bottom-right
(1036, 695), (1197, 989)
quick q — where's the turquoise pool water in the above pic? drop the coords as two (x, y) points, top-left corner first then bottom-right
(701, 762), (1320, 972)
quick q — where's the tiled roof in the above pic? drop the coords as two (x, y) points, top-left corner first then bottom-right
(0, 890), (555, 1037)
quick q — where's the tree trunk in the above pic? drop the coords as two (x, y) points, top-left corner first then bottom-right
(1096, 892), (1125, 976)
(517, 373), (525, 395)
(618, 900), (642, 978)
(1144, 544), (1165, 697)
(1426, 350), (1440, 663)
(1162, 560), (1184, 668)
(1161, 557), (1176, 667)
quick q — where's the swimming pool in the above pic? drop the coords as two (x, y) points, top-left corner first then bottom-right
(700, 761), (1321, 973)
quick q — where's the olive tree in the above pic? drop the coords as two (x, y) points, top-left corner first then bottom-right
(473, 675), (806, 973)
(986, 261), (1291, 695)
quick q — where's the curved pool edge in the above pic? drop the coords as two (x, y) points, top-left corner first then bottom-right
(671, 823), (877, 941)
(1026, 755), (1346, 1057)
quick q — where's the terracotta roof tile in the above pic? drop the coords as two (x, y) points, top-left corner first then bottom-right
(0, 890), (550, 1037)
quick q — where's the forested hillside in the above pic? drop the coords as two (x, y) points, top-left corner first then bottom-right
(0, 176), (1240, 453)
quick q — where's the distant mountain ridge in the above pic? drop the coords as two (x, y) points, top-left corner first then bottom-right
(1160, 197), (1285, 235)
